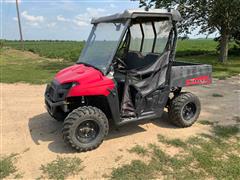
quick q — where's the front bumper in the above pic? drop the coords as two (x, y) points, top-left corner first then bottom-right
(44, 95), (68, 115)
(44, 80), (70, 116)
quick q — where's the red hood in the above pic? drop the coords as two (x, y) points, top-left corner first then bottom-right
(54, 64), (115, 97)
(55, 64), (103, 84)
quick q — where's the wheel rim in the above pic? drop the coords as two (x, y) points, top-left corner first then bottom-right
(182, 102), (197, 121)
(75, 120), (100, 143)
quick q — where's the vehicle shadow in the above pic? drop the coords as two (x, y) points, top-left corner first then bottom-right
(28, 112), (175, 154)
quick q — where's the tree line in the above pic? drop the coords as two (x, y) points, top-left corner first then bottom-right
(140, 0), (240, 62)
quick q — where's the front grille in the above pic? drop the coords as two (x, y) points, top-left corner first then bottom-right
(45, 80), (69, 102)
(48, 86), (54, 100)
(45, 80), (58, 101)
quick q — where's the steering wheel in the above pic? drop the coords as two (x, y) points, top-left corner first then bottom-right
(114, 57), (127, 70)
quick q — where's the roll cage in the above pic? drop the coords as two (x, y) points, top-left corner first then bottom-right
(87, 9), (180, 75)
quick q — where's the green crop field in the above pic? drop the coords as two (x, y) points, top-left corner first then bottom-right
(1, 40), (84, 62)
(1, 39), (220, 60)
(2, 39), (238, 60)
(1, 39), (240, 84)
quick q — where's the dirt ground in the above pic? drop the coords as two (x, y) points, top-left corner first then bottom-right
(1, 75), (239, 179)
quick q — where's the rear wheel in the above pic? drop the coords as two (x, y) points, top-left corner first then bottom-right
(168, 92), (201, 127)
(62, 106), (109, 152)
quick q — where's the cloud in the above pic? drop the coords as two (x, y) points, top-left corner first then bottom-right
(86, 7), (105, 18)
(21, 11), (44, 26)
(4, 0), (21, 3)
(72, 19), (89, 27)
(57, 14), (88, 27)
(73, 7), (106, 27)
(47, 22), (57, 28)
(110, 3), (116, 8)
(56, 8), (106, 28)
(57, 15), (70, 22)
(72, 14), (90, 27)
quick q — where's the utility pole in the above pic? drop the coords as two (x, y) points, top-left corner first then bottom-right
(15, 0), (24, 50)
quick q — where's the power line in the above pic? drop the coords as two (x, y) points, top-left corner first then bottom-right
(16, 0), (24, 50)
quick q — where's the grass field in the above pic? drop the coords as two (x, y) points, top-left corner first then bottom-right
(1, 40), (84, 62)
(2, 39), (220, 61)
(0, 48), (73, 84)
(1, 39), (240, 84)
(2, 39), (238, 59)
(110, 124), (240, 179)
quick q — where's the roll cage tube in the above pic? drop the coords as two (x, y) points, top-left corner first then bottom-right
(140, 23), (144, 52)
(165, 21), (178, 86)
(151, 21), (157, 53)
(171, 22), (178, 61)
(128, 17), (173, 54)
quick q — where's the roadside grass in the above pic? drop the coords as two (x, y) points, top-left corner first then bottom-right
(157, 135), (186, 148)
(115, 155), (123, 162)
(213, 125), (239, 138)
(39, 156), (84, 180)
(0, 153), (20, 179)
(0, 48), (73, 84)
(110, 125), (240, 179)
(233, 116), (240, 123)
(198, 120), (215, 125)
(164, 138), (186, 148)
(111, 160), (153, 180)
(128, 145), (148, 156)
(212, 93), (224, 97)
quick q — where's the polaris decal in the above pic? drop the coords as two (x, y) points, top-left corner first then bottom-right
(186, 76), (211, 86)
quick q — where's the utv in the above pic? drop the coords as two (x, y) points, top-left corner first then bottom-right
(45, 9), (212, 152)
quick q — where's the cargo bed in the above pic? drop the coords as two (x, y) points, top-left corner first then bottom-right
(170, 61), (212, 87)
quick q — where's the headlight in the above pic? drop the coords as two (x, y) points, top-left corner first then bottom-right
(71, 82), (79, 87)
(61, 82), (79, 89)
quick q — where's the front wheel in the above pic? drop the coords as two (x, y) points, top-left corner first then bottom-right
(62, 106), (109, 152)
(168, 92), (201, 127)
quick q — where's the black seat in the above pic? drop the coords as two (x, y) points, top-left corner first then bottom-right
(143, 53), (160, 67)
(125, 51), (160, 70)
(125, 51), (143, 70)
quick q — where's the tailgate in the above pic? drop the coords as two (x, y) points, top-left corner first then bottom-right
(170, 61), (212, 87)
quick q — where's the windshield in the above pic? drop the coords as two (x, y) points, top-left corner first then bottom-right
(77, 21), (127, 72)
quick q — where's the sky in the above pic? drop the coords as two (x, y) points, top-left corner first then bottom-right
(1, 0), (218, 40)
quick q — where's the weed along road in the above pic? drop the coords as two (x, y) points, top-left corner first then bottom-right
(1, 75), (239, 179)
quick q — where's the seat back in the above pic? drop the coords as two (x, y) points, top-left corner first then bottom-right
(125, 51), (143, 70)
(125, 51), (160, 70)
(143, 53), (160, 67)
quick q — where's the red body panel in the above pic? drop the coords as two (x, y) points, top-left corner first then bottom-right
(55, 64), (115, 97)
(185, 76), (212, 86)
